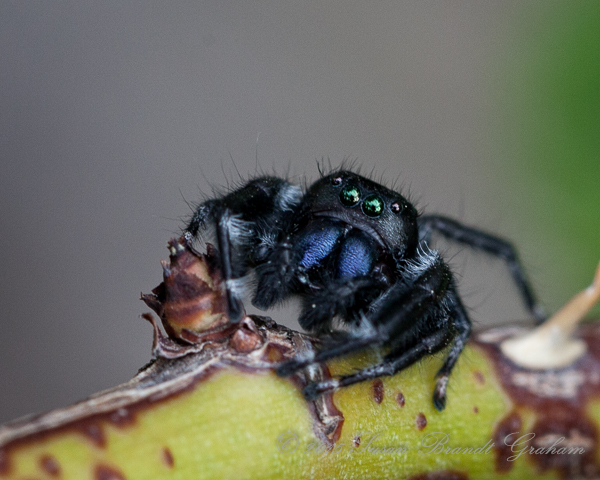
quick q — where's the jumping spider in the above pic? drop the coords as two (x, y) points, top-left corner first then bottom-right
(184, 169), (545, 410)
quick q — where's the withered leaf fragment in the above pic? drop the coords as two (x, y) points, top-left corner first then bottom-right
(141, 237), (229, 340)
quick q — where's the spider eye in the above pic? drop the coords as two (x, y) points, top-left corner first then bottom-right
(390, 202), (403, 214)
(362, 195), (384, 217)
(331, 176), (343, 186)
(340, 185), (361, 206)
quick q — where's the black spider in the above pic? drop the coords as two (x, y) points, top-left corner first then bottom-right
(184, 168), (545, 410)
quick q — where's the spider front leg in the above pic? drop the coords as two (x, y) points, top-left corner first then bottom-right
(278, 256), (452, 374)
(419, 214), (546, 324)
(182, 200), (240, 320)
(184, 202), (250, 322)
(278, 254), (468, 411)
(300, 291), (470, 411)
(184, 177), (302, 322)
(215, 208), (249, 322)
(302, 328), (449, 400)
(276, 323), (383, 377)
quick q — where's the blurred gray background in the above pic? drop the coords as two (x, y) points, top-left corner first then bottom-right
(2, 2), (598, 424)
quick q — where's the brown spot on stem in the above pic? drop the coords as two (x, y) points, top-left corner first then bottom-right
(477, 324), (600, 477)
(95, 464), (126, 480)
(162, 447), (174, 469)
(40, 454), (60, 477)
(528, 416), (597, 478)
(416, 412), (427, 431)
(396, 392), (405, 407)
(473, 370), (485, 385)
(79, 423), (106, 448)
(372, 379), (384, 404)
(492, 410), (522, 473)
(407, 470), (468, 480)
(109, 408), (134, 428)
(289, 359), (344, 447)
(473, 406), (479, 414)
(477, 325), (600, 410)
(353, 436), (360, 448)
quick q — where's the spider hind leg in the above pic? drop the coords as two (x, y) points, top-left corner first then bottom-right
(419, 214), (546, 324)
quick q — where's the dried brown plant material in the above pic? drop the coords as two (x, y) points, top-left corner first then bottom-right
(502, 262), (600, 369)
(141, 238), (229, 339)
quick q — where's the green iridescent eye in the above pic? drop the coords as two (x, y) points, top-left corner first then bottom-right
(362, 195), (384, 217)
(340, 185), (361, 206)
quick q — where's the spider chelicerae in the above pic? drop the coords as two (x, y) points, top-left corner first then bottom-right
(183, 167), (545, 410)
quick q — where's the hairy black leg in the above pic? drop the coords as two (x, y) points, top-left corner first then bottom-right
(432, 294), (471, 411)
(277, 256), (452, 376)
(184, 199), (248, 322)
(302, 295), (470, 411)
(184, 200), (219, 239)
(276, 327), (380, 377)
(185, 176), (301, 242)
(184, 178), (301, 322)
(302, 329), (449, 401)
(418, 214), (546, 323)
(216, 209), (246, 322)
(184, 201), (245, 321)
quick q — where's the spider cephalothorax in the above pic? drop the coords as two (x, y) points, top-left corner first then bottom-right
(184, 169), (545, 410)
